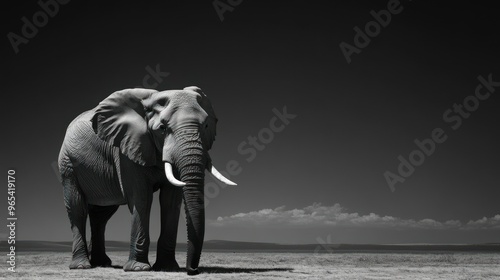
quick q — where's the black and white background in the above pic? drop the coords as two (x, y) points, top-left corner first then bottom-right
(2, 0), (500, 278)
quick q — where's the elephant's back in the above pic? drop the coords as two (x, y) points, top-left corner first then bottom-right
(61, 110), (107, 160)
(60, 110), (126, 205)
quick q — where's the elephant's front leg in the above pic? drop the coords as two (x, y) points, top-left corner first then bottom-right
(124, 191), (153, 271)
(153, 186), (182, 271)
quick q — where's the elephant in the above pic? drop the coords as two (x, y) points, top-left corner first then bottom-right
(58, 86), (236, 275)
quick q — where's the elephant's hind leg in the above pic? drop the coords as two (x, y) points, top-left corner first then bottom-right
(61, 163), (91, 269)
(89, 204), (119, 267)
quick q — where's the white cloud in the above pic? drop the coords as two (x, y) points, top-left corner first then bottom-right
(464, 214), (500, 230)
(209, 203), (500, 230)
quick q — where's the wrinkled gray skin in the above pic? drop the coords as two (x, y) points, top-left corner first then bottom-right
(58, 86), (224, 275)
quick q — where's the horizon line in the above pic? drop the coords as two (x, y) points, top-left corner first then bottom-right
(5, 240), (500, 246)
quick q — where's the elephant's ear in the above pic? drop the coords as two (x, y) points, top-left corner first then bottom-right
(184, 86), (217, 150)
(91, 88), (158, 166)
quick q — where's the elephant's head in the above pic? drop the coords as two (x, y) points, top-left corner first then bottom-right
(90, 86), (235, 273)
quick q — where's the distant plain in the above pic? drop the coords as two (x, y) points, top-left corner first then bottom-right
(3, 241), (500, 279)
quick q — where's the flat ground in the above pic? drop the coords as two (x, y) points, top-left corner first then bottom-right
(3, 251), (500, 279)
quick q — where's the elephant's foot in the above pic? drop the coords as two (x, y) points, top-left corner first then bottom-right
(123, 260), (151, 271)
(152, 259), (180, 272)
(69, 258), (91, 269)
(186, 267), (200, 276)
(90, 253), (112, 267)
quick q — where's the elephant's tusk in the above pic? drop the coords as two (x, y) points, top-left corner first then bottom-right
(164, 163), (186, 187)
(208, 164), (237, 186)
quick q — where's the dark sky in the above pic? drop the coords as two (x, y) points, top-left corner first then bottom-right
(1, 1), (499, 244)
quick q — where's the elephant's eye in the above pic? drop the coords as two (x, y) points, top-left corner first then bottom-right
(159, 124), (166, 131)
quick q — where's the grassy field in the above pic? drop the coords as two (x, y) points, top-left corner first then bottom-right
(4, 251), (500, 279)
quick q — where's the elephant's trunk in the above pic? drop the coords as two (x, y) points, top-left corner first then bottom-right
(170, 130), (206, 275)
